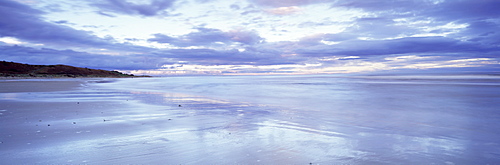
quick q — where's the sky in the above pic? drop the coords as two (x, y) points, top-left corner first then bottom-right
(0, 0), (499, 75)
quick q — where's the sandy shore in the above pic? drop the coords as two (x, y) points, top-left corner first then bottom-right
(0, 79), (150, 164)
(0, 79), (275, 164)
(0, 79), (296, 164)
(0, 80), (84, 93)
(3, 76), (500, 164)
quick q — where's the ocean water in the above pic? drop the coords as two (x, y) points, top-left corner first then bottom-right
(2, 75), (500, 164)
(91, 75), (500, 164)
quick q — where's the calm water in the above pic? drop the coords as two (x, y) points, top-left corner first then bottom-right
(93, 75), (500, 164)
(2, 75), (500, 164)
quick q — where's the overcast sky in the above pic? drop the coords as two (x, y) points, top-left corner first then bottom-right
(1, 0), (499, 75)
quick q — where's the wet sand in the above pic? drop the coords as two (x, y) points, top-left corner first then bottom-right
(0, 79), (279, 164)
(0, 79), (149, 164)
(2, 77), (500, 164)
(0, 80), (83, 93)
(0, 79), (324, 164)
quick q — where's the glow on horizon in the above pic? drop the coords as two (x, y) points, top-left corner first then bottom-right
(124, 57), (498, 76)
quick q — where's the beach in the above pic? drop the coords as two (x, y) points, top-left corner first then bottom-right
(0, 78), (284, 164)
(0, 79), (146, 164)
(1, 75), (500, 164)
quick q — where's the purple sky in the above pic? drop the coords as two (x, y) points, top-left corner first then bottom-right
(0, 0), (499, 75)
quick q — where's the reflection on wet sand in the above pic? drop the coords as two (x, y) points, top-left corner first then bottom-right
(2, 76), (500, 164)
(100, 88), (367, 164)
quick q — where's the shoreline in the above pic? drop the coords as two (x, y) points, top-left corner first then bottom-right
(0, 76), (152, 92)
(0, 76), (150, 79)
(0, 78), (88, 93)
(0, 79), (158, 164)
(2, 76), (500, 164)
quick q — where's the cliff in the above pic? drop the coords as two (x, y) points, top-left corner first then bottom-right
(0, 61), (145, 78)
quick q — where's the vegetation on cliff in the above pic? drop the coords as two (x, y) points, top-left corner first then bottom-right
(0, 61), (147, 78)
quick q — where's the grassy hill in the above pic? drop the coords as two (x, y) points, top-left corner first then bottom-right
(0, 61), (145, 78)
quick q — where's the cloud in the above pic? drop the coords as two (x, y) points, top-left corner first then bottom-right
(0, 0), (89, 45)
(286, 0), (500, 59)
(0, 45), (168, 70)
(426, 0), (500, 21)
(51, 19), (66, 24)
(297, 36), (496, 57)
(97, 11), (117, 17)
(250, 0), (330, 7)
(0, 0), (43, 14)
(347, 17), (417, 39)
(142, 39), (312, 67)
(229, 4), (240, 10)
(266, 6), (301, 15)
(2, 0), (499, 75)
(92, 0), (176, 17)
(334, 0), (500, 42)
(444, 20), (500, 48)
(227, 28), (264, 45)
(332, 0), (500, 25)
(148, 27), (263, 47)
(333, 0), (427, 13)
(152, 47), (291, 66)
(0, 0), (150, 52)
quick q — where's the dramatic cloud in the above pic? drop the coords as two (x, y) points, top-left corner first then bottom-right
(297, 36), (497, 57)
(0, 0), (151, 53)
(148, 28), (263, 47)
(1, 0), (499, 75)
(0, 45), (168, 70)
(333, 0), (427, 13)
(426, 0), (500, 21)
(151, 44), (298, 66)
(250, 0), (330, 7)
(336, 0), (500, 43)
(0, 1), (101, 46)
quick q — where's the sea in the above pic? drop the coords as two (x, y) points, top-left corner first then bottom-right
(92, 74), (500, 164)
(2, 74), (500, 164)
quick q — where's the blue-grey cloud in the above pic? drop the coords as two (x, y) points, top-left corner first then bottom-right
(426, 0), (500, 21)
(250, 0), (330, 7)
(0, 1), (104, 49)
(285, 0), (500, 61)
(0, 1), (104, 46)
(2, 0), (499, 74)
(418, 1), (500, 47)
(97, 11), (117, 17)
(143, 39), (313, 66)
(230, 4), (240, 10)
(152, 47), (291, 66)
(457, 20), (500, 46)
(348, 17), (416, 39)
(0, 45), (168, 70)
(296, 36), (498, 57)
(334, 0), (500, 44)
(148, 27), (263, 46)
(0, 44), (295, 71)
(0, 0), (154, 53)
(334, 0), (427, 13)
(93, 0), (176, 17)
